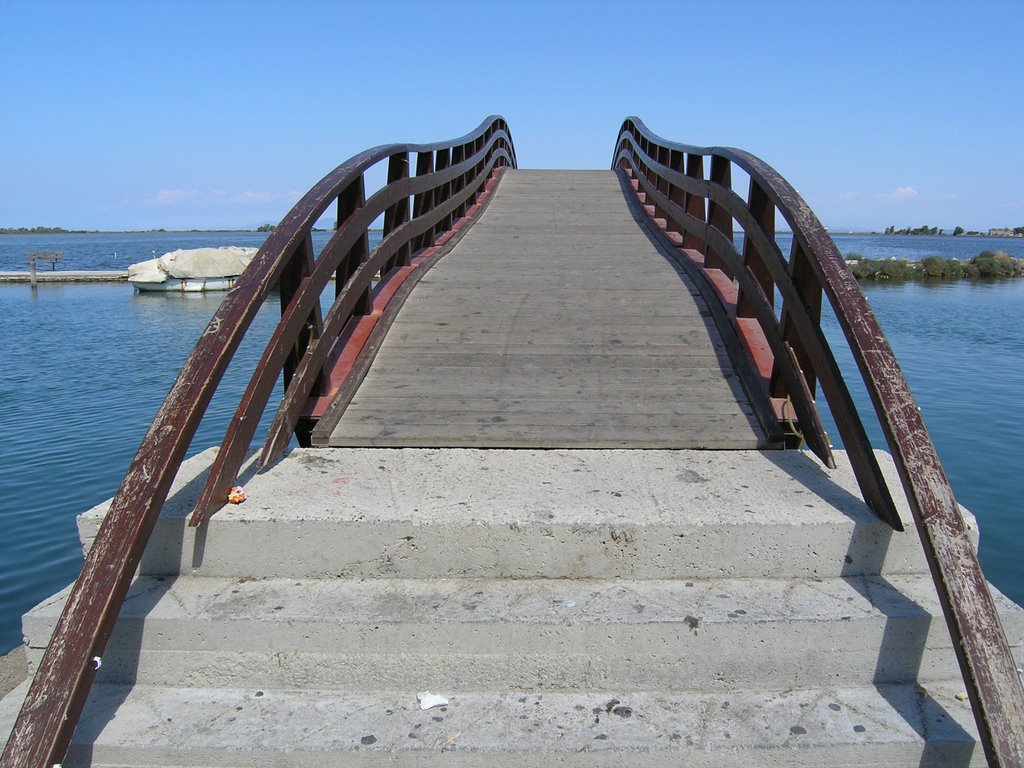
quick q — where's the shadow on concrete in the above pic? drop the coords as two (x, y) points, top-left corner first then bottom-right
(61, 446), (274, 760)
(839, 521), (977, 766)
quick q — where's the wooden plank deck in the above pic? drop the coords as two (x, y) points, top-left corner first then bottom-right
(321, 169), (771, 449)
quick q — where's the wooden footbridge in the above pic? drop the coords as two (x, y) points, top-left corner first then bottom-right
(320, 169), (770, 450)
(3, 117), (1023, 767)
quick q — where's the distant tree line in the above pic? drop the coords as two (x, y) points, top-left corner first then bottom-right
(883, 224), (1024, 237)
(846, 251), (1024, 280)
(884, 224), (944, 236)
(0, 226), (93, 234)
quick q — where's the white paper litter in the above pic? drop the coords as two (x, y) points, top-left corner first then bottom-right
(417, 691), (449, 710)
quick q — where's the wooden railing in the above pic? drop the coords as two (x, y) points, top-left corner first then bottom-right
(613, 116), (1024, 768)
(0, 116), (516, 768)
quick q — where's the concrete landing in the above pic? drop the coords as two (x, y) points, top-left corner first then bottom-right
(76, 447), (966, 580)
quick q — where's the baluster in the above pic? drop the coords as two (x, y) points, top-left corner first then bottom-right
(435, 148), (452, 236)
(706, 155), (733, 273)
(278, 233), (324, 393)
(683, 153), (706, 253)
(412, 151), (435, 252)
(335, 175), (372, 315)
(737, 179), (776, 318)
(650, 145), (669, 225)
(383, 151), (410, 270)
(665, 148), (686, 244)
(776, 240), (822, 397)
(451, 144), (466, 219)
(656, 145), (670, 197)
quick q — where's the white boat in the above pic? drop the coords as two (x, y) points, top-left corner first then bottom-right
(128, 246), (258, 292)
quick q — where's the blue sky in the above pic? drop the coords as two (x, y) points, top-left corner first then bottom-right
(2, 0), (1022, 232)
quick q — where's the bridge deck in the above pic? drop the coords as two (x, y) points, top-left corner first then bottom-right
(320, 170), (769, 449)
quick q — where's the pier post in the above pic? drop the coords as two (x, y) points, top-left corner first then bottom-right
(26, 252), (63, 287)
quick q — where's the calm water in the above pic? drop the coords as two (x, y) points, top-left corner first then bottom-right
(0, 232), (1021, 653)
(816, 280), (1023, 607)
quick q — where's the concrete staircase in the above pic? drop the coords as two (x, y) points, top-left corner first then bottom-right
(3, 446), (1022, 766)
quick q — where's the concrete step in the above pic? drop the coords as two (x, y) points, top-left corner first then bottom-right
(3, 446), (1007, 764)
(77, 448), (969, 581)
(1, 680), (987, 767)
(22, 574), (1024, 693)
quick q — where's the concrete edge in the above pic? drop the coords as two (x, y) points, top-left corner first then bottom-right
(0, 646), (28, 700)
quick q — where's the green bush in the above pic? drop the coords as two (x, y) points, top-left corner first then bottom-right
(844, 250), (1022, 281)
(920, 255), (946, 278)
(877, 258), (915, 279)
(972, 250), (1015, 277)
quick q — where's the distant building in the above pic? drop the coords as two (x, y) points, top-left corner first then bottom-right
(988, 228), (1024, 237)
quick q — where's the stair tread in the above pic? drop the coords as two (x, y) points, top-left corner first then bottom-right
(22, 574), (1020, 694)
(77, 448), (965, 580)
(26, 573), (1023, 638)
(36, 681), (984, 766)
(82, 447), (914, 529)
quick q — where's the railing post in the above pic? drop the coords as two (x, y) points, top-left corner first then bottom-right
(450, 145), (466, 219)
(737, 179), (775, 319)
(434, 148), (452, 238)
(653, 145), (670, 222)
(706, 155), (733, 273)
(412, 151), (435, 252)
(683, 153), (707, 253)
(665, 148), (686, 242)
(278, 233), (325, 396)
(775, 240), (822, 397)
(383, 151), (410, 270)
(336, 175), (372, 315)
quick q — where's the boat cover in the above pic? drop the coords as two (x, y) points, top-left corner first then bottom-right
(128, 247), (258, 284)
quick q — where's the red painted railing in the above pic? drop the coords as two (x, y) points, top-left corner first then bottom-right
(0, 116), (515, 768)
(613, 116), (1024, 768)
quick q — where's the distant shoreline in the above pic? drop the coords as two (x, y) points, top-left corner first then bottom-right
(4, 229), (1023, 241)
(845, 251), (1024, 281)
(0, 228), (382, 236)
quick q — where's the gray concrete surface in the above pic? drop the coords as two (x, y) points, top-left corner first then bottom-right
(76, 447), (972, 580)
(22, 572), (1022, 692)
(2, 446), (1010, 765)
(0, 647), (26, 700)
(46, 682), (987, 766)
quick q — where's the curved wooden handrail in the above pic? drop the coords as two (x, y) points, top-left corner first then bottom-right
(190, 127), (515, 525)
(613, 117), (1024, 767)
(0, 116), (516, 768)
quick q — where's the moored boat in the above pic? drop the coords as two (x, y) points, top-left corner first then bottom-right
(127, 246), (257, 292)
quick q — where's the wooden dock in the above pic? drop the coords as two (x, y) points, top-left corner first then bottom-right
(317, 170), (768, 449)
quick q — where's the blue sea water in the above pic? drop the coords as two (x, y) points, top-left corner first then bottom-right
(0, 232), (1021, 654)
